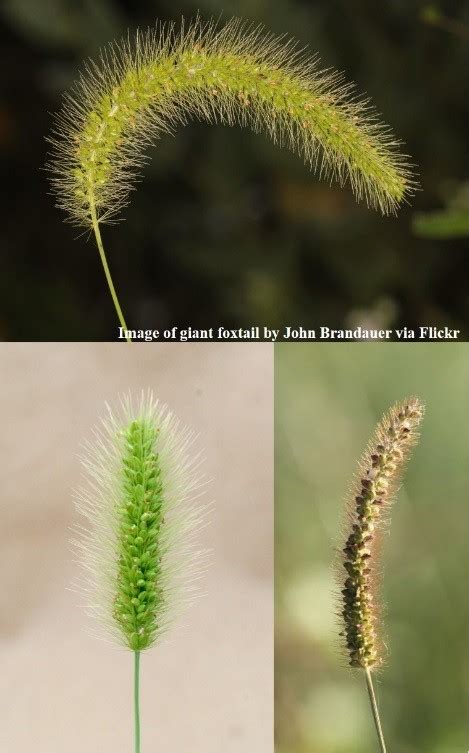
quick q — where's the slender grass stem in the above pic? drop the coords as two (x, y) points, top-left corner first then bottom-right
(89, 198), (130, 340)
(365, 667), (387, 753)
(134, 650), (141, 753)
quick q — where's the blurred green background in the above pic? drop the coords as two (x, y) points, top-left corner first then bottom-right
(275, 343), (469, 752)
(0, 0), (468, 340)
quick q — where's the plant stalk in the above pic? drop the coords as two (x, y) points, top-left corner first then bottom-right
(89, 199), (130, 340)
(134, 650), (141, 753)
(364, 667), (387, 753)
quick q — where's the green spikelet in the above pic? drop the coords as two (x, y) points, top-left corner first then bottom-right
(339, 397), (424, 670)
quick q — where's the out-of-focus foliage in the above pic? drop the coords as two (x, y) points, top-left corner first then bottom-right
(0, 0), (468, 340)
(413, 208), (469, 238)
(413, 181), (469, 239)
(421, 3), (469, 39)
(1, 0), (125, 50)
(275, 343), (469, 753)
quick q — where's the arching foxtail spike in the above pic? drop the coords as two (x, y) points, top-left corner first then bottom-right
(48, 17), (416, 227)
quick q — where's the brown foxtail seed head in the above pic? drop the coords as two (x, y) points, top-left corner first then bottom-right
(339, 397), (424, 670)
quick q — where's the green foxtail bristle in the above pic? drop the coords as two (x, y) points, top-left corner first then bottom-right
(339, 397), (424, 670)
(48, 16), (416, 225)
(72, 391), (208, 650)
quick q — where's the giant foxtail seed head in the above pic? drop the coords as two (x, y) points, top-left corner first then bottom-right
(72, 392), (208, 651)
(48, 17), (415, 226)
(339, 397), (424, 670)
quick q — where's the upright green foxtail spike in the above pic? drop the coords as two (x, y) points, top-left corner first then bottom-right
(114, 417), (164, 650)
(72, 391), (209, 753)
(72, 391), (208, 649)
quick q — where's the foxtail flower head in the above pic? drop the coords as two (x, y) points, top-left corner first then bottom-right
(72, 392), (208, 651)
(339, 397), (424, 670)
(48, 17), (415, 226)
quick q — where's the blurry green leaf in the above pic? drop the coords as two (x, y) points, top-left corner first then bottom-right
(412, 209), (469, 239)
(1, 0), (123, 50)
(1, 0), (82, 47)
(421, 5), (442, 25)
(419, 4), (469, 40)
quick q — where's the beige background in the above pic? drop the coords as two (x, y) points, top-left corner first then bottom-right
(0, 343), (273, 752)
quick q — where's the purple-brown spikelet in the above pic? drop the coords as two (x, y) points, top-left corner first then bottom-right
(339, 397), (424, 670)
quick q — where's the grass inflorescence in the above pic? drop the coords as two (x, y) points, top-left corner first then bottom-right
(114, 418), (165, 651)
(48, 17), (415, 227)
(72, 392), (209, 753)
(72, 391), (207, 651)
(339, 397), (424, 671)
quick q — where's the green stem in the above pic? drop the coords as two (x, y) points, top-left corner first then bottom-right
(364, 667), (387, 753)
(134, 650), (141, 753)
(89, 198), (131, 341)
